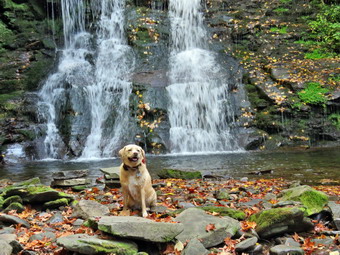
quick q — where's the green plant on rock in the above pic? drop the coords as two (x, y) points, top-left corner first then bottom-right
(297, 82), (329, 106)
(329, 113), (340, 129)
(304, 48), (335, 59)
(308, 4), (340, 52)
(273, 7), (289, 15)
(270, 26), (288, 34)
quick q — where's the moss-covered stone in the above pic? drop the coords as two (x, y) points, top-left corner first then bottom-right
(279, 185), (329, 216)
(3, 195), (22, 207)
(200, 206), (246, 220)
(43, 198), (69, 209)
(157, 169), (202, 179)
(249, 207), (314, 238)
(3, 201), (25, 213)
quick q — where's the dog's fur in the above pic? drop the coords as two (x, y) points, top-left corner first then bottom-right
(119, 144), (157, 217)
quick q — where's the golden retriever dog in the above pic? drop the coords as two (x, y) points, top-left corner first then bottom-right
(119, 144), (157, 217)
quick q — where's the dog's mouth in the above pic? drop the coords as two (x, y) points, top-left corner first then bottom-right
(128, 156), (139, 162)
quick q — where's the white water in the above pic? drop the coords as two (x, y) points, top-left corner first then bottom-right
(167, 0), (237, 153)
(38, 0), (133, 159)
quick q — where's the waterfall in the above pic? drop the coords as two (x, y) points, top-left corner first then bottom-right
(166, 0), (238, 153)
(38, 0), (133, 159)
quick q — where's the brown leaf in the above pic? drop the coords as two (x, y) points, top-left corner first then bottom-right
(206, 223), (216, 232)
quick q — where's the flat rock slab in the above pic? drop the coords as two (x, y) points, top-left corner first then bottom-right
(270, 244), (304, 255)
(72, 200), (110, 220)
(182, 238), (209, 255)
(92, 216), (184, 243)
(51, 178), (91, 187)
(52, 170), (89, 180)
(0, 215), (30, 228)
(100, 167), (120, 179)
(57, 234), (138, 255)
(175, 208), (240, 248)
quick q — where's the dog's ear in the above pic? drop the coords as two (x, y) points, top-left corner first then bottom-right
(141, 148), (146, 163)
(118, 146), (125, 158)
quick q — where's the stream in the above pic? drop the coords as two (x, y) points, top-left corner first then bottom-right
(1, 147), (339, 186)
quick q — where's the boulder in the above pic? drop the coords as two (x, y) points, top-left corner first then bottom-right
(279, 185), (329, 216)
(52, 170), (89, 180)
(269, 244), (304, 255)
(72, 200), (110, 220)
(199, 206), (246, 220)
(91, 216), (184, 243)
(0, 214), (30, 228)
(100, 167), (120, 179)
(235, 236), (258, 253)
(182, 238), (209, 255)
(174, 208), (240, 248)
(328, 201), (340, 230)
(0, 240), (12, 255)
(57, 234), (138, 255)
(43, 198), (69, 209)
(249, 207), (314, 239)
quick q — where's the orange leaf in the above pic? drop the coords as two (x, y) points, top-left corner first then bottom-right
(240, 221), (257, 231)
(206, 223), (216, 232)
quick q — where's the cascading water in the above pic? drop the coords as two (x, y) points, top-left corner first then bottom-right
(167, 0), (239, 153)
(38, 0), (133, 159)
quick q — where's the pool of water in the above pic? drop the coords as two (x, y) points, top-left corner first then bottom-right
(0, 147), (339, 185)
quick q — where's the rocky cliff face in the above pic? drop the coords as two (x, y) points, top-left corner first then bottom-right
(0, 0), (339, 160)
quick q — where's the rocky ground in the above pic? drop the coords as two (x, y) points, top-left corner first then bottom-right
(0, 169), (339, 255)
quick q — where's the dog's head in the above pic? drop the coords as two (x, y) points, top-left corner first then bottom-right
(119, 144), (145, 167)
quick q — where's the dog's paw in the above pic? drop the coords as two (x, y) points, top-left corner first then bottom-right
(142, 211), (148, 218)
(119, 210), (131, 216)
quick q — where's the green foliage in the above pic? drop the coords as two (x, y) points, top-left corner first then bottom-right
(329, 113), (340, 129)
(0, 21), (15, 52)
(308, 4), (340, 52)
(273, 7), (289, 14)
(297, 82), (329, 106)
(270, 26), (288, 34)
(279, 0), (292, 3)
(304, 48), (335, 59)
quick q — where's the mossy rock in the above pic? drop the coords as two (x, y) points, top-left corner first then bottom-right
(157, 169), (202, 179)
(3, 195), (22, 207)
(249, 207), (314, 238)
(3, 202), (25, 213)
(200, 206), (246, 220)
(43, 198), (69, 210)
(279, 185), (329, 216)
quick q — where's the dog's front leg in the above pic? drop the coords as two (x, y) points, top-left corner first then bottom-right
(140, 188), (147, 217)
(122, 186), (130, 213)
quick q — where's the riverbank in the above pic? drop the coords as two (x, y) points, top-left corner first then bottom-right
(0, 176), (339, 254)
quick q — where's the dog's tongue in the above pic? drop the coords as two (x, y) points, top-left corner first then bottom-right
(130, 157), (138, 162)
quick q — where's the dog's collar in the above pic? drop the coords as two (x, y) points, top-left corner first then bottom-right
(123, 163), (141, 171)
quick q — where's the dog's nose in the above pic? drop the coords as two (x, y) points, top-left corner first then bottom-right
(133, 152), (138, 157)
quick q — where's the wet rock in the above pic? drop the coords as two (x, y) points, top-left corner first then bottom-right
(0, 227), (15, 234)
(249, 207), (314, 239)
(72, 200), (110, 220)
(47, 212), (64, 224)
(52, 170), (89, 180)
(279, 185), (329, 216)
(0, 214), (30, 228)
(182, 238), (209, 255)
(157, 169), (202, 179)
(0, 240), (12, 255)
(9, 240), (24, 254)
(91, 216), (184, 243)
(235, 236), (258, 253)
(100, 167), (120, 179)
(175, 208), (240, 248)
(269, 244), (304, 255)
(0, 234), (17, 242)
(328, 201), (340, 230)
(57, 234), (138, 255)
(215, 189), (230, 200)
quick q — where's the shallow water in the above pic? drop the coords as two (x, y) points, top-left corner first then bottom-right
(0, 147), (339, 186)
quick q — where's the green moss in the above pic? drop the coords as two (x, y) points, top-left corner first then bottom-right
(297, 82), (329, 106)
(249, 207), (304, 231)
(200, 206), (246, 220)
(329, 113), (340, 129)
(270, 26), (288, 34)
(43, 198), (69, 209)
(157, 169), (202, 179)
(280, 185), (328, 216)
(0, 21), (16, 48)
(3, 195), (22, 207)
(3, 0), (29, 11)
(79, 240), (138, 255)
(3, 201), (25, 213)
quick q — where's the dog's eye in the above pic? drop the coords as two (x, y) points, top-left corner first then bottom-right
(128, 149), (132, 152)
